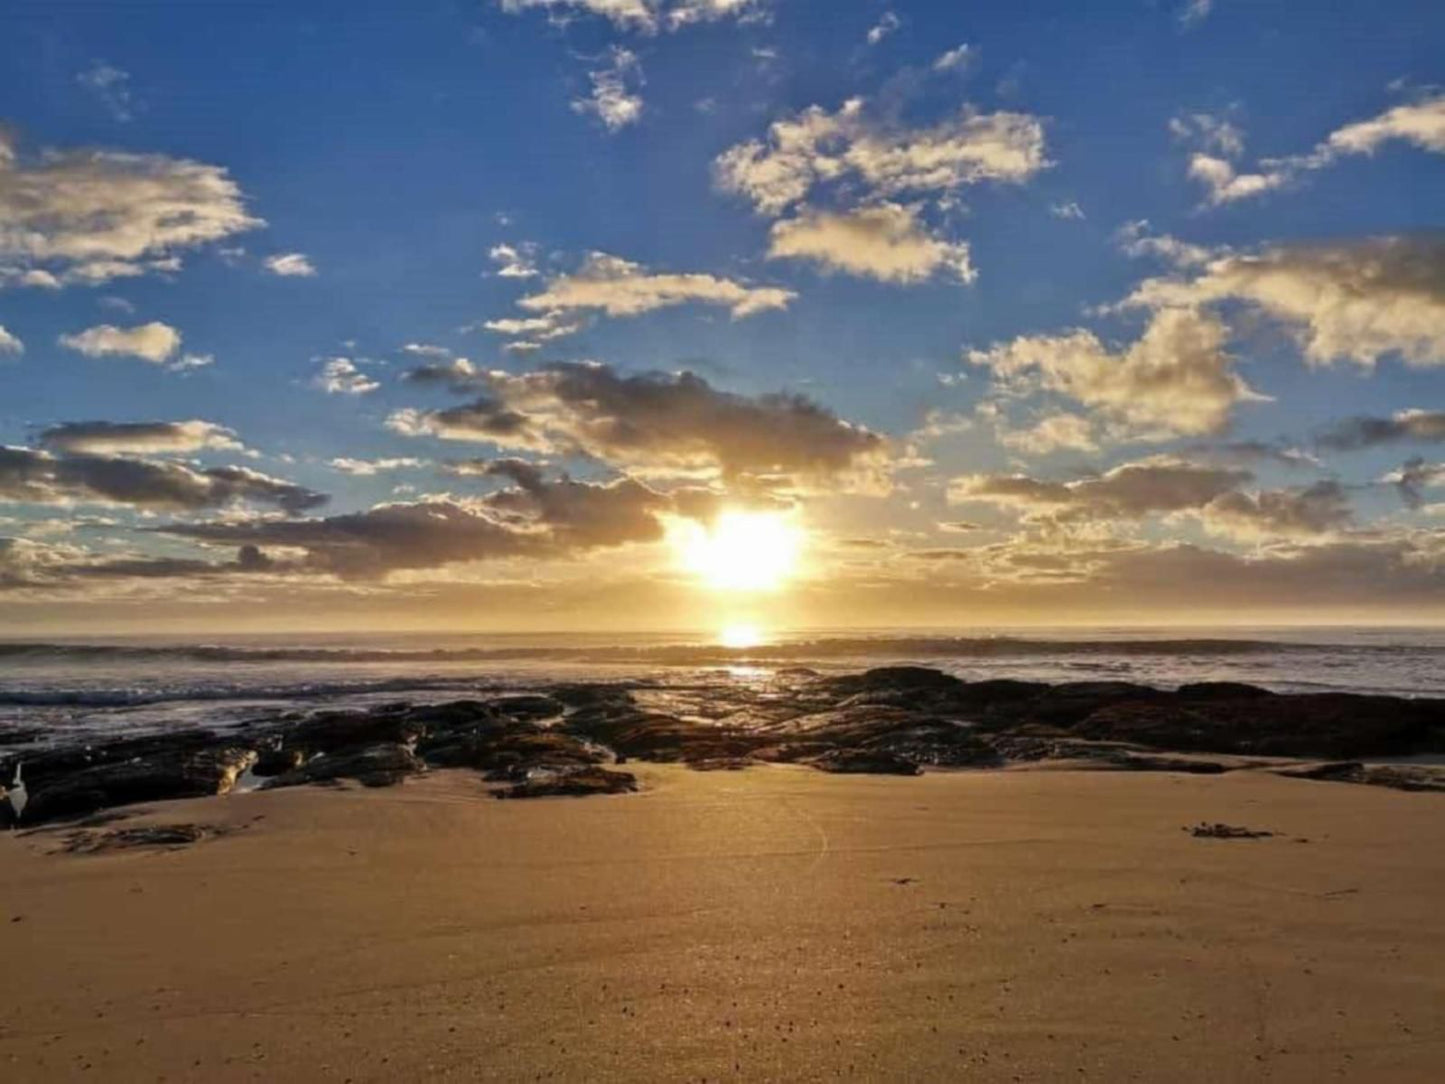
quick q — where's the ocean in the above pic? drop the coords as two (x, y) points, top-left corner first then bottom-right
(2, 627), (1443, 752)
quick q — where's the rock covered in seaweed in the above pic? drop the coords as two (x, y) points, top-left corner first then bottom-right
(261, 743), (425, 790)
(494, 766), (638, 799)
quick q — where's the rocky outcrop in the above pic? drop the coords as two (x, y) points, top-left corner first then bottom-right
(4, 666), (1443, 824)
(19, 747), (256, 825)
(1272, 760), (1445, 793)
(1072, 693), (1443, 759)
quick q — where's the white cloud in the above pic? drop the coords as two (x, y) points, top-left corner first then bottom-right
(1187, 153), (1290, 206)
(0, 324), (21, 354)
(715, 98), (1048, 216)
(515, 251), (795, 319)
(77, 62), (137, 122)
(483, 312), (583, 341)
(866, 11), (900, 46)
(968, 307), (1267, 439)
(1115, 221), (1213, 269)
(998, 412), (1097, 455)
(767, 202), (974, 283)
(314, 357), (380, 395)
(1125, 236), (1445, 368)
(1169, 111), (1244, 157)
(1175, 94), (1445, 206)
(488, 242), (539, 279)
(932, 44), (974, 73)
(1178, 0), (1213, 28)
(328, 457), (427, 476)
(498, 0), (769, 33)
(59, 321), (182, 364)
(0, 129), (261, 287)
(1315, 93), (1445, 160)
(401, 342), (453, 358)
(1049, 200), (1085, 220)
(263, 252), (317, 277)
(573, 47), (645, 132)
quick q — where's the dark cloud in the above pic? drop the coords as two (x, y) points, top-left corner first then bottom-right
(1200, 480), (1354, 540)
(1186, 440), (1318, 469)
(154, 464), (681, 579)
(158, 500), (542, 579)
(1386, 458), (1445, 509)
(0, 538), (275, 591)
(392, 397), (548, 449)
(1317, 410), (1445, 451)
(0, 446), (326, 514)
(36, 419), (242, 456)
(951, 457), (1250, 521)
(390, 361), (889, 490)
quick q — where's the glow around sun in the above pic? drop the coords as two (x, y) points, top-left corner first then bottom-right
(670, 509), (805, 592)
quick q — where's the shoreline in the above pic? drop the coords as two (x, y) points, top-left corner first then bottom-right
(2, 764), (1443, 1080)
(5, 665), (1445, 829)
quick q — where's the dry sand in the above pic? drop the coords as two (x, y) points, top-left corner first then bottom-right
(1, 764), (1442, 1082)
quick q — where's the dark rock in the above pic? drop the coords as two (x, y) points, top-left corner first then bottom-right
(284, 706), (428, 755)
(767, 705), (999, 768)
(417, 720), (604, 776)
(494, 766), (638, 799)
(490, 694), (565, 721)
(251, 747), (306, 777)
(549, 684), (636, 709)
(822, 666), (969, 697)
(261, 743), (424, 790)
(1009, 682), (1165, 728)
(564, 707), (752, 763)
(1273, 761), (1445, 793)
(812, 749), (921, 776)
(1074, 694), (1441, 759)
(775, 667), (820, 679)
(1, 729), (236, 793)
(20, 747), (257, 825)
(686, 757), (755, 772)
(1177, 681), (1274, 700)
(1115, 753), (1230, 775)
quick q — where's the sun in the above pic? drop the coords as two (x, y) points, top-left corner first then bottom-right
(718, 622), (765, 649)
(671, 509), (805, 592)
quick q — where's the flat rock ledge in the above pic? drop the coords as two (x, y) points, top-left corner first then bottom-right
(3, 666), (1443, 826)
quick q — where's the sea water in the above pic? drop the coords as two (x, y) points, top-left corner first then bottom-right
(2, 626), (1442, 752)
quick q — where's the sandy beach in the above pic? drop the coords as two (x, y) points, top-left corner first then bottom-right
(2, 764), (1442, 1082)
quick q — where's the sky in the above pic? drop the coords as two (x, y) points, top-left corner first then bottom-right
(1, 0), (1444, 634)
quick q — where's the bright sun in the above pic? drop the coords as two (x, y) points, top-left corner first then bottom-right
(718, 622), (764, 649)
(671, 509), (804, 592)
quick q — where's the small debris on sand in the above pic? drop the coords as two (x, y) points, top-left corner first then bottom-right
(1186, 822), (1275, 840)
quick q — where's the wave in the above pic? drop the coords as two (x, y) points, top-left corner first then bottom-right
(0, 675), (511, 709)
(0, 634), (1436, 668)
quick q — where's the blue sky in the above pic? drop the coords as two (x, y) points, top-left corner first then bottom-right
(1, 0), (1444, 631)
